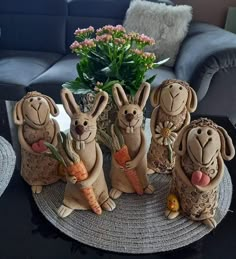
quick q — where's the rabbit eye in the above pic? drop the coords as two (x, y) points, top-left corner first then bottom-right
(207, 130), (212, 136)
(83, 121), (88, 126)
(124, 110), (128, 114)
(133, 110), (136, 115)
(75, 120), (78, 126)
(197, 129), (201, 134)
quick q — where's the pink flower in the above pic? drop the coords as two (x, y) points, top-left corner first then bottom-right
(74, 26), (94, 35)
(114, 38), (126, 45)
(70, 39), (96, 52)
(96, 34), (112, 42)
(96, 25), (126, 35)
(70, 41), (81, 50)
(129, 32), (155, 46)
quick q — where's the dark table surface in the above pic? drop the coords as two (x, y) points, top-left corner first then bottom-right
(0, 115), (235, 259)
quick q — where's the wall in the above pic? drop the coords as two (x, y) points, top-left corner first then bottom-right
(174, 0), (236, 27)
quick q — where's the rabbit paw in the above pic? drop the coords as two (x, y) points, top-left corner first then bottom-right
(67, 175), (77, 184)
(125, 160), (137, 170)
(101, 198), (116, 211)
(165, 209), (180, 219)
(144, 184), (155, 194)
(57, 205), (73, 218)
(203, 218), (217, 228)
(109, 188), (123, 199)
(31, 185), (43, 194)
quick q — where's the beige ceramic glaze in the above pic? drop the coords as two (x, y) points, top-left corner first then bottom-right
(13, 91), (61, 194)
(147, 79), (197, 173)
(58, 88), (116, 218)
(109, 83), (154, 200)
(166, 118), (235, 228)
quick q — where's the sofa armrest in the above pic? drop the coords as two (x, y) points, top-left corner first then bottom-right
(175, 22), (236, 101)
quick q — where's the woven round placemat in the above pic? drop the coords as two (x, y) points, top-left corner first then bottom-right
(33, 162), (232, 254)
(0, 137), (16, 197)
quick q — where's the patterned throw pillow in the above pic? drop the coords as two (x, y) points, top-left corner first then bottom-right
(124, 0), (192, 67)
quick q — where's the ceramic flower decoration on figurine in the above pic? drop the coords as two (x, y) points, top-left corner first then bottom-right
(147, 79), (198, 173)
(13, 91), (62, 194)
(166, 118), (235, 228)
(58, 88), (116, 218)
(155, 121), (178, 146)
(63, 24), (168, 96)
(109, 82), (155, 200)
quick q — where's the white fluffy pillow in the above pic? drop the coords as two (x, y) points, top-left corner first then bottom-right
(123, 0), (192, 67)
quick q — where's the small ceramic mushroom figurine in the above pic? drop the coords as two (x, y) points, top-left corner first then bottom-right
(58, 88), (116, 218)
(13, 91), (61, 194)
(109, 83), (154, 200)
(166, 118), (235, 228)
(147, 79), (197, 173)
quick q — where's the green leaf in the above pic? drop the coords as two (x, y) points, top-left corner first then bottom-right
(44, 142), (65, 166)
(153, 58), (170, 68)
(62, 80), (92, 93)
(146, 75), (156, 84)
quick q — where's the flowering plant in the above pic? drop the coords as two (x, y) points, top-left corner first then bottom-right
(63, 25), (168, 96)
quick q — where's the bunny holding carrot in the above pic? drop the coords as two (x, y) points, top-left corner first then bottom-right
(58, 88), (116, 218)
(109, 83), (154, 199)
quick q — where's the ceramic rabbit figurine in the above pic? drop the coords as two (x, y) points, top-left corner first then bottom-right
(109, 83), (154, 200)
(166, 118), (235, 228)
(58, 88), (116, 218)
(147, 79), (197, 173)
(13, 91), (61, 194)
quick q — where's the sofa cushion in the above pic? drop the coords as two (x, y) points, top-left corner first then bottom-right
(28, 54), (79, 103)
(0, 0), (67, 53)
(124, 0), (192, 67)
(0, 50), (62, 101)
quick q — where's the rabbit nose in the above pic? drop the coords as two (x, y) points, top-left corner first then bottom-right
(125, 113), (134, 122)
(75, 125), (85, 135)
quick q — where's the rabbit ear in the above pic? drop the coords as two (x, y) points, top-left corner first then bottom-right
(43, 95), (59, 117)
(217, 126), (235, 160)
(134, 82), (150, 110)
(13, 99), (24, 125)
(89, 91), (108, 118)
(174, 124), (191, 156)
(112, 83), (129, 109)
(186, 87), (197, 112)
(61, 88), (79, 117)
(150, 86), (161, 107)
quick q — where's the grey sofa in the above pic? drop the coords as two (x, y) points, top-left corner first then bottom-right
(1, 0), (236, 125)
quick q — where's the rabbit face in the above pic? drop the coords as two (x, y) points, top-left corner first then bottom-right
(160, 83), (189, 116)
(14, 91), (59, 128)
(70, 113), (97, 144)
(61, 88), (108, 147)
(187, 126), (221, 167)
(112, 83), (150, 133)
(118, 104), (143, 130)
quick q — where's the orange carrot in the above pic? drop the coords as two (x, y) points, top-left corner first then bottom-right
(45, 135), (102, 215)
(114, 145), (144, 195)
(66, 160), (102, 215)
(81, 187), (102, 215)
(66, 161), (88, 181)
